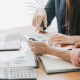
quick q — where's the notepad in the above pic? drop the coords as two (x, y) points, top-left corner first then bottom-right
(39, 55), (80, 73)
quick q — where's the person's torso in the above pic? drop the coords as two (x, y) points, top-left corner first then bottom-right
(55, 0), (66, 34)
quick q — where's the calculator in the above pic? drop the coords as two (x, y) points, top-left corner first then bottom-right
(0, 67), (37, 80)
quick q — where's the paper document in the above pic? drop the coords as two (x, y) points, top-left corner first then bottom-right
(0, 51), (36, 68)
(21, 42), (30, 51)
(23, 34), (72, 50)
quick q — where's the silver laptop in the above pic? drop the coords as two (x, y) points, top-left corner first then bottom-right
(0, 33), (21, 50)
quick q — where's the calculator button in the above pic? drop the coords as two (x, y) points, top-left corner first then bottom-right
(8, 67), (36, 79)
(11, 76), (12, 78)
(23, 69), (26, 70)
(28, 74), (31, 75)
(20, 69), (23, 70)
(32, 76), (35, 77)
(21, 74), (23, 75)
(14, 76), (16, 78)
(25, 76), (27, 78)
(32, 74), (35, 76)
(17, 74), (19, 76)
(29, 76), (31, 77)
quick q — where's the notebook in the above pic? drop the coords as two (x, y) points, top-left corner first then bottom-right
(0, 33), (21, 50)
(39, 55), (80, 74)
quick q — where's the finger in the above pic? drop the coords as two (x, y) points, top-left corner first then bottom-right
(74, 43), (80, 48)
(28, 40), (34, 44)
(43, 14), (47, 28)
(55, 42), (61, 46)
(35, 17), (38, 27)
(27, 40), (31, 47)
(50, 33), (60, 38)
(55, 41), (65, 46)
(35, 17), (40, 31)
(39, 27), (43, 31)
(32, 18), (35, 27)
(48, 34), (59, 43)
(35, 17), (43, 31)
(48, 36), (61, 44)
(52, 39), (61, 43)
(27, 41), (32, 49)
(28, 41), (35, 51)
(49, 39), (61, 44)
(27, 40), (34, 47)
(55, 43), (60, 46)
(34, 18), (37, 27)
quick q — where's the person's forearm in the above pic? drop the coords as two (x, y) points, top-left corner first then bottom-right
(70, 36), (80, 44)
(47, 46), (71, 62)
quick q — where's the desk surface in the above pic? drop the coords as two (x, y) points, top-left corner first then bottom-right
(0, 26), (80, 80)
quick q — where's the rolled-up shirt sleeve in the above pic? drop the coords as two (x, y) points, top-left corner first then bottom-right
(70, 49), (80, 67)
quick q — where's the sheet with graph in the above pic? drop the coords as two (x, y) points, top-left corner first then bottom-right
(0, 51), (36, 68)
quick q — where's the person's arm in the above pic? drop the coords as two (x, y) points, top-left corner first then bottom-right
(27, 40), (80, 67)
(32, 0), (55, 31)
(40, 0), (55, 30)
(47, 46), (71, 62)
(68, 36), (80, 44)
(47, 46), (80, 67)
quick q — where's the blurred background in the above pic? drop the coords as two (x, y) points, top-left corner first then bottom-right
(0, 0), (57, 32)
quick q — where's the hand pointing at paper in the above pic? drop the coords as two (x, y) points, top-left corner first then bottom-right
(32, 8), (47, 31)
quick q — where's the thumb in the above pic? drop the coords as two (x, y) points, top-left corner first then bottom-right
(27, 40), (34, 45)
(74, 42), (80, 48)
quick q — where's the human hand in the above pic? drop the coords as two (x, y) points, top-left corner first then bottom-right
(32, 8), (47, 31)
(48, 33), (73, 46)
(74, 42), (80, 48)
(27, 40), (49, 55)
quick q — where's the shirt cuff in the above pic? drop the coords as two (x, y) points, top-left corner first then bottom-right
(70, 49), (80, 67)
(40, 20), (47, 30)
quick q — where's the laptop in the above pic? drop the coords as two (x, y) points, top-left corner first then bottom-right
(0, 33), (21, 50)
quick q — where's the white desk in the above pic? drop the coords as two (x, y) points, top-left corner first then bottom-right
(0, 26), (79, 80)
(0, 26), (36, 35)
